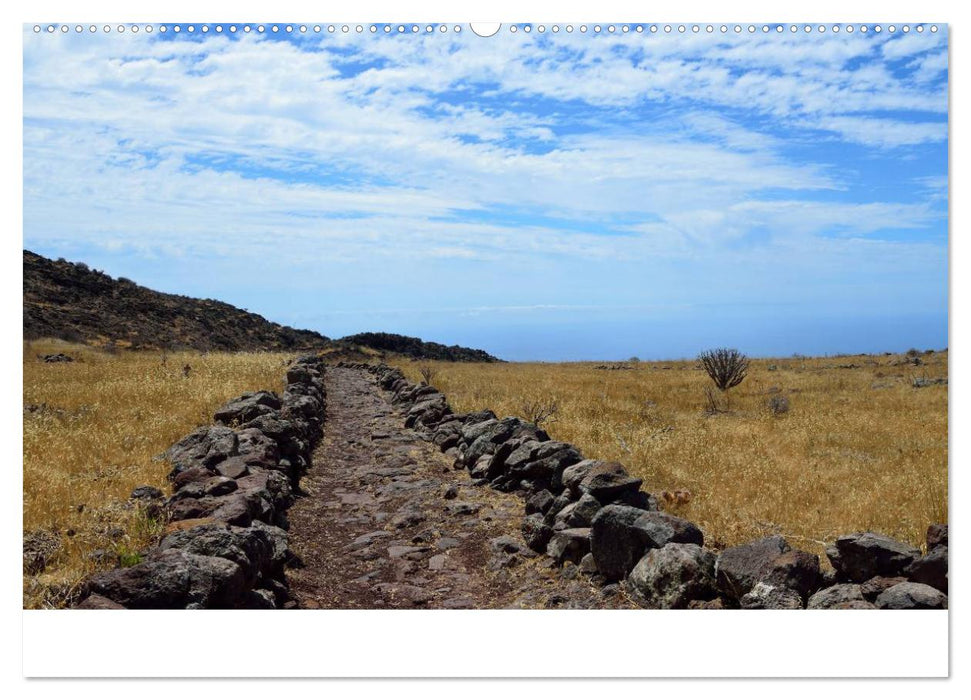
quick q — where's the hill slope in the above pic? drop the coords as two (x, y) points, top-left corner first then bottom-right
(24, 250), (329, 352)
(23, 250), (501, 361)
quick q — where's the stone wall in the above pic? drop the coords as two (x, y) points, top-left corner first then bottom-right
(74, 355), (327, 609)
(365, 362), (948, 610)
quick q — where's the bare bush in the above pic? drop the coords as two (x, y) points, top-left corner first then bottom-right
(699, 348), (749, 391)
(418, 364), (436, 385)
(520, 397), (559, 427)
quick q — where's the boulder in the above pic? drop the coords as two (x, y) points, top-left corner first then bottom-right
(860, 576), (908, 602)
(130, 485), (164, 501)
(628, 543), (718, 609)
(158, 521), (289, 587)
(164, 425), (239, 477)
(590, 505), (703, 581)
(525, 489), (555, 516)
(522, 514), (554, 553)
(561, 459), (601, 496)
(547, 528), (591, 565)
(905, 546), (948, 593)
(739, 582), (804, 609)
(926, 523), (948, 550)
(85, 549), (246, 609)
(826, 532), (921, 582)
(568, 494), (603, 528)
(214, 391), (281, 425)
(75, 593), (126, 609)
(807, 583), (865, 610)
(875, 582), (947, 610)
(759, 550), (821, 601)
(577, 462), (643, 503)
(715, 535), (790, 603)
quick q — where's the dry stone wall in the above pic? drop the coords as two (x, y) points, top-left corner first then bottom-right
(364, 362), (948, 610)
(74, 355), (327, 609)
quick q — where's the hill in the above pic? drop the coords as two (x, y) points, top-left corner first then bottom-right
(338, 332), (500, 363)
(23, 250), (329, 352)
(23, 250), (501, 361)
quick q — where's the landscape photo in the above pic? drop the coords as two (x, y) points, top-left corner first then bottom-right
(23, 23), (948, 613)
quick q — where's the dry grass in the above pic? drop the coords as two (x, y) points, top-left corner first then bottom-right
(22, 339), (290, 608)
(396, 352), (948, 559)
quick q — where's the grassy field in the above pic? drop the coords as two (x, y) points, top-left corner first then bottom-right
(397, 351), (948, 559)
(22, 339), (290, 609)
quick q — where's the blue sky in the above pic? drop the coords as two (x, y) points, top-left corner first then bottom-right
(22, 24), (948, 360)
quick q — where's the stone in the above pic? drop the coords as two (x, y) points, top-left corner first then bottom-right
(443, 485), (459, 500)
(542, 491), (575, 527)
(905, 546), (948, 593)
(164, 425), (239, 477)
(826, 532), (921, 582)
(444, 502), (480, 516)
(860, 576), (908, 602)
(214, 391), (281, 425)
(428, 554), (448, 571)
(490, 536), (521, 554)
(926, 523), (948, 550)
(75, 593), (126, 609)
(561, 459), (601, 496)
(577, 462), (643, 503)
(547, 528), (591, 565)
(739, 582), (804, 609)
(715, 535), (790, 603)
(590, 505), (663, 581)
(807, 583), (865, 610)
(628, 543), (718, 609)
(526, 489), (555, 516)
(522, 514), (554, 552)
(85, 549), (246, 609)
(569, 494), (602, 528)
(130, 485), (164, 501)
(759, 550), (821, 601)
(158, 521), (289, 586)
(579, 553), (598, 575)
(875, 582), (947, 609)
(213, 457), (251, 480)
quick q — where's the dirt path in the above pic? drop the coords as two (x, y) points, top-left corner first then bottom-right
(285, 366), (633, 609)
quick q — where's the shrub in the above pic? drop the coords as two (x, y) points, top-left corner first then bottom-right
(418, 364), (436, 385)
(520, 397), (559, 427)
(699, 348), (749, 391)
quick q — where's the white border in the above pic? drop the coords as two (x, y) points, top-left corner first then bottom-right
(6, 0), (962, 687)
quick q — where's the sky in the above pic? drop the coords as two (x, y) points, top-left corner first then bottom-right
(22, 23), (948, 361)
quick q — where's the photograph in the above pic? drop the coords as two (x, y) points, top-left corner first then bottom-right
(22, 20), (948, 622)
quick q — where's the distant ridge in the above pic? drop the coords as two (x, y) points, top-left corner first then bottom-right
(338, 332), (500, 363)
(22, 250), (500, 361)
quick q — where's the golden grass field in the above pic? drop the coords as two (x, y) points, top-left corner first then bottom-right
(22, 339), (290, 609)
(397, 351), (948, 559)
(23, 339), (947, 608)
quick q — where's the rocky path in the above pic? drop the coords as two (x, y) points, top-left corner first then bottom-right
(286, 366), (633, 609)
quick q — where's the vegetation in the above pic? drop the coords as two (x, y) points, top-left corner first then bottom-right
(699, 347), (750, 391)
(396, 352), (948, 558)
(338, 332), (499, 363)
(22, 338), (290, 608)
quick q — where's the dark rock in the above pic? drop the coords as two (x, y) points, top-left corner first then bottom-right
(547, 528), (591, 565)
(577, 462), (643, 503)
(905, 546), (948, 593)
(579, 553), (598, 575)
(739, 583), (804, 609)
(443, 485), (459, 500)
(158, 521), (288, 587)
(542, 491), (575, 527)
(85, 549), (246, 609)
(444, 502), (480, 516)
(490, 536), (521, 554)
(875, 582), (947, 609)
(236, 428), (280, 465)
(526, 489), (555, 516)
(130, 485), (164, 501)
(827, 532), (921, 582)
(214, 391), (281, 425)
(569, 494), (602, 527)
(522, 514), (554, 552)
(860, 576), (908, 602)
(926, 523), (948, 550)
(759, 550), (821, 601)
(590, 505), (678, 581)
(688, 598), (726, 610)
(213, 457), (251, 480)
(75, 593), (126, 609)
(172, 465), (216, 490)
(43, 353), (74, 363)
(628, 543), (718, 609)
(715, 535), (790, 602)
(807, 583), (865, 609)
(164, 425), (239, 477)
